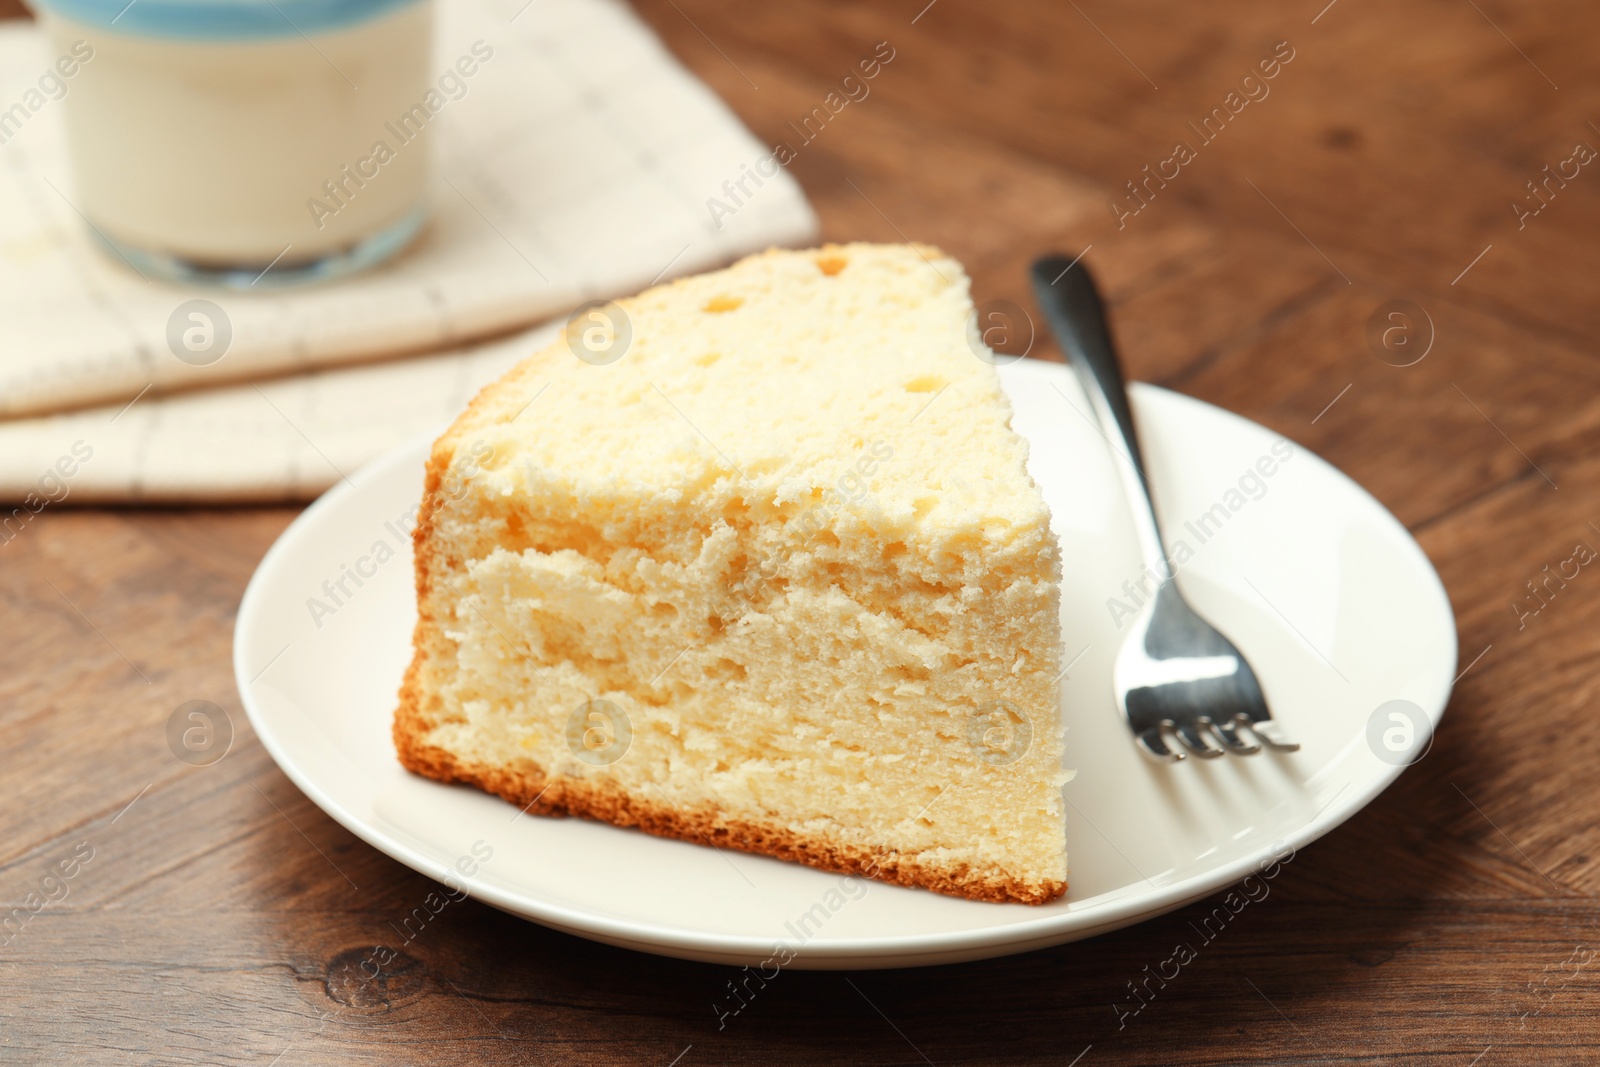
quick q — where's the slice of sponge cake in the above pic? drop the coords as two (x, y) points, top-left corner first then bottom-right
(395, 242), (1066, 904)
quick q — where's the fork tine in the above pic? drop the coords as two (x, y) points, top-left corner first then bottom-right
(1212, 715), (1262, 755)
(1174, 722), (1227, 759)
(1135, 726), (1184, 762)
(1241, 720), (1301, 753)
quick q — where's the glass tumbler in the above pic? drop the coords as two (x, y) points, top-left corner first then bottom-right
(31, 0), (436, 286)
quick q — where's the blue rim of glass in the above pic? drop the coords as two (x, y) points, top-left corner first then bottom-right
(30, 0), (425, 40)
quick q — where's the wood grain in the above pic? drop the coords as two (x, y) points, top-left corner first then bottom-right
(6, 0), (1600, 1062)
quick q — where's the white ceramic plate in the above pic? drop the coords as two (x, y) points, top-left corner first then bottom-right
(234, 358), (1456, 969)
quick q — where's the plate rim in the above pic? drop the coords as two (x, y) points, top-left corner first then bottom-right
(234, 369), (1457, 965)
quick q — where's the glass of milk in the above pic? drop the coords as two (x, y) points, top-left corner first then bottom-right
(30, 0), (435, 287)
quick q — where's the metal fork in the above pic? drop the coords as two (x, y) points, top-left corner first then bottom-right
(1030, 256), (1299, 761)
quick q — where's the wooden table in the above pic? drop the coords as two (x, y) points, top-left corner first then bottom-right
(5, 0), (1599, 1062)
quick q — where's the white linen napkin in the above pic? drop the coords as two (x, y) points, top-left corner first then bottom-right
(0, 321), (560, 505)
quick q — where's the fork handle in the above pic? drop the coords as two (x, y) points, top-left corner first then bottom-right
(1030, 257), (1172, 582)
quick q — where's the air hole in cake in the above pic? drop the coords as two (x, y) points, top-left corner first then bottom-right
(502, 511), (527, 545)
(742, 457), (785, 479)
(707, 657), (749, 682)
(521, 522), (614, 565)
(883, 606), (942, 642)
(912, 496), (938, 519)
(649, 601), (678, 619)
(904, 375), (946, 393)
(702, 295), (743, 313)
(695, 351), (722, 367)
(903, 573), (961, 600)
(816, 255), (848, 276)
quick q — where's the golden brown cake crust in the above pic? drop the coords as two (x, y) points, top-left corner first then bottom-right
(392, 245), (1066, 909)
(395, 659), (1063, 906)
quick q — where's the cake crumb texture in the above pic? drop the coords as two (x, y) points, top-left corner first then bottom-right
(396, 243), (1066, 905)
